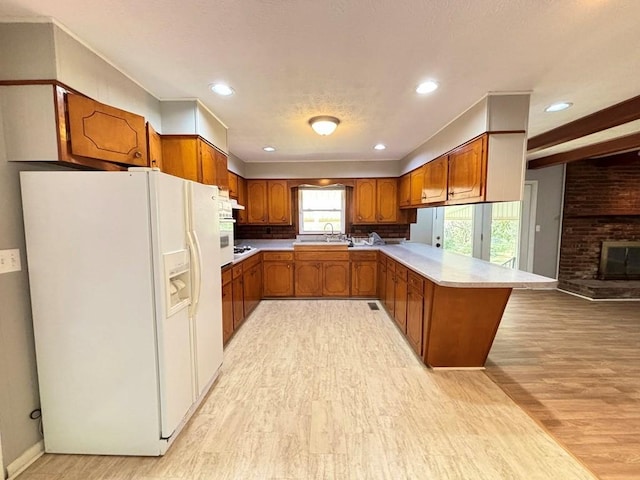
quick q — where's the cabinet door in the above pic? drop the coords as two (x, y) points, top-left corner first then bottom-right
(378, 257), (387, 302)
(246, 180), (268, 224)
(228, 172), (239, 198)
(215, 150), (229, 189)
(422, 280), (435, 364)
(221, 280), (234, 345)
(448, 136), (486, 203)
(237, 176), (248, 224)
(376, 178), (399, 223)
(267, 180), (291, 224)
(199, 140), (217, 185)
(161, 137), (200, 182)
(351, 261), (377, 297)
(232, 275), (244, 330)
(394, 274), (408, 334)
(406, 287), (423, 356)
(67, 94), (147, 166)
(323, 261), (350, 297)
(410, 166), (425, 206)
(423, 156), (448, 204)
(263, 261), (294, 297)
(295, 261), (322, 297)
(244, 264), (262, 316)
(384, 262), (396, 315)
(399, 174), (411, 207)
(147, 123), (163, 170)
(354, 179), (377, 224)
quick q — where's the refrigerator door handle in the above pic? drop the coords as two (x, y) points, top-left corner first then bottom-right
(189, 230), (203, 317)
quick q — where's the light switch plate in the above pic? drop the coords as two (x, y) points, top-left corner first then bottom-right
(0, 249), (21, 274)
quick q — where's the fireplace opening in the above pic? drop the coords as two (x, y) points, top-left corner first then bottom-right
(599, 241), (640, 280)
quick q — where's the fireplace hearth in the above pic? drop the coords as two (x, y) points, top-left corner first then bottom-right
(599, 241), (640, 280)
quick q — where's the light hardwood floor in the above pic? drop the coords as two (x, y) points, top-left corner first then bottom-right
(20, 299), (595, 479)
(486, 289), (640, 480)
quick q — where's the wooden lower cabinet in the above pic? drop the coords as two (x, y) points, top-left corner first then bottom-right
(221, 266), (234, 345)
(295, 262), (323, 297)
(232, 264), (244, 330)
(378, 254), (387, 302)
(384, 258), (396, 315)
(406, 272), (425, 356)
(243, 255), (263, 316)
(263, 252), (294, 297)
(394, 264), (408, 333)
(323, 261), (350, 297)
(351, 262), (377, 297)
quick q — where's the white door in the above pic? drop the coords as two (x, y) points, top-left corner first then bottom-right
(149, 172), (194, 438)
(188, 182), (223, 397)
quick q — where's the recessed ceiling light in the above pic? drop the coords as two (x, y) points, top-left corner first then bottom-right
(209, 83), (235, 96)
(545, 102), (572, 112)
(263, 146), (276, 152)
(416, 80), (439, 94)
(374, 144), (386, 150)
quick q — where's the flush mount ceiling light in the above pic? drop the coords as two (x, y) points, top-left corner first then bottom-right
(374, 143), (386, 150)
(263, 146), (276, 152)
(545, 101), (573, 112)
(308, 116), (340, 136)
(416, 80), (439, 94)
(209, 83), (235, 96)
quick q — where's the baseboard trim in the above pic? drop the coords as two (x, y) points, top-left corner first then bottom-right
(7, 441), (44, 480)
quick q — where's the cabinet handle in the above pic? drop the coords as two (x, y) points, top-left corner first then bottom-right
(449, 191), (455, 196)
(287, 264), (291, 269)
(134, 151), (142, 158)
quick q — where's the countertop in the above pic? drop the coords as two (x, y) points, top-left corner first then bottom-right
(233, 239), (557, 289)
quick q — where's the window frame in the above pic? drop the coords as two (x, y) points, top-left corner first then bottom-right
(298, 186), (346, 235)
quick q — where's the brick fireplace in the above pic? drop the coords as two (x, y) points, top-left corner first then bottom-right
(558, 156), (640, 299)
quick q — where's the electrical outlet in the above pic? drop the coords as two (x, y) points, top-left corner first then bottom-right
(0, 249), (22, 274)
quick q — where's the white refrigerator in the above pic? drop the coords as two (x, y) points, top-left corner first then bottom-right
(20, 169), (223, 455)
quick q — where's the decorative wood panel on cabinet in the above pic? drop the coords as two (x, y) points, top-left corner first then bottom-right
(263, 252), (294, 297)
(410, 167), (425, 206)
(295, 262), (323, 297)
(199, 139), (218, 185)
(354, 179), (377, 223)
(399, 174), (411, 207)
(161, 135), (228, 187)
(237, 176), (247, 224)
(147, 123), (163, 170)
(246, 180), (268, 224)
(267, 180), (291, 224)
(66, 93), (148, 167)
(215, 149), (229, 189)
(447, 135), (487, 203)
(406, 271), (424, 356)
(232, 264), (244, 330)
(376, 178), (399, 223)
(423, 155), (448, 204)
(221, 266), (234, 346)
(323, 261), (350, 297)
(228, 172), (239, 198)
(351, 251), (378, 297)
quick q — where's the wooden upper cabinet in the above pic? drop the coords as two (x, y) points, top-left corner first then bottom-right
(246, 180), (268, 224)
(237, 176), (248, 224)
(67, 94), (147, 167)
(448, 135), (487, 203)
(410, 166), (425, 206)
(376, 178), (399, 223)
(228, 172), (239, 199)
(161, 136), (199, 182)
(146, 123), (162, 170)
(267, 180), (291, 224)
(399, 174), (411, 207)
(354, 179), (377, 224)
(199, 139), (217, 185)
(423, 155), (448, 204)
(215, 150), (229, 189)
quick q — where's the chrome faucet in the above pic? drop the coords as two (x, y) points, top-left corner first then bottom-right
(324, 222), (334, 241)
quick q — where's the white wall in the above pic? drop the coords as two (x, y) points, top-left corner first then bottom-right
(0, 22), (56, 80)
(244, 160), (401, 179)
(525, 164), (565, 278)
(409, 208), (434, 244)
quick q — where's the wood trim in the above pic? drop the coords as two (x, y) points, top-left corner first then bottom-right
(286, 178), (356, 188)
(0, 79), (82, 95)
(527, 131), (640, 169)
(527, 94), (640, 152)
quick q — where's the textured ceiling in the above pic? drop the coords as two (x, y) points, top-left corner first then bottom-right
(1, 0), (640, 164)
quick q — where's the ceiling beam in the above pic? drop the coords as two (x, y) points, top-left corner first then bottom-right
(527, 94), (640, 152)
(527, 131), (640, 169)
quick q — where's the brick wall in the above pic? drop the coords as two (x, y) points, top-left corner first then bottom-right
(236, 223), (411, 240)
(558, 158), (640, 289)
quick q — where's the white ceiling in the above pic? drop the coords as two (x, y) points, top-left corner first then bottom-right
(1, 0), (640, 164)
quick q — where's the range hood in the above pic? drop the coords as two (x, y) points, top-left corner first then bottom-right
(230, 199), (245, 210)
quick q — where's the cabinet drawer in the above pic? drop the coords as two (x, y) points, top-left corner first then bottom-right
(350, 250), (377, 261)
(263, 251), (294, 261)
(222, 266), (232, 285)
(386, 257), (396, 271)
(243, 253), (262, 270)
(295, 251), (350, 261)
(395, 264), (408, 281)
(407, 271), (424, 292)
(232, 264), (243, 278)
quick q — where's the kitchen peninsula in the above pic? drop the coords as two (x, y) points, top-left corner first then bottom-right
(225, 240), (556, 369)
